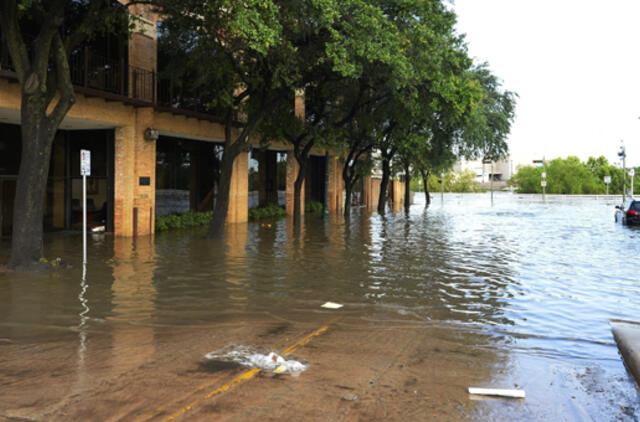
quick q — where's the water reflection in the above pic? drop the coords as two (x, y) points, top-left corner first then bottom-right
(109, 236), (157, 373)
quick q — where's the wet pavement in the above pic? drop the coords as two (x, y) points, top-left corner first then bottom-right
(1, 193), (639, 421)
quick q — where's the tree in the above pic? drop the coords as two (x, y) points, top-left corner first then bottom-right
(0, 0), (130, 271)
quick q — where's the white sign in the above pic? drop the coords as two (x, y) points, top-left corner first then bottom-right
(604, 176), (612, 184)
(541, 181), (547, 187)
(541, 172), (546, 179)
(630, 168), (635, 177)
(80, 150), (91, 176)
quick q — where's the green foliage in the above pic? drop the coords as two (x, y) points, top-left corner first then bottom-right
(248, 204), (286, 220)
(510, 156), (639, 195)
(305, 200), (323, 213)
(416, 169), (479, 193)
(155, 211), (213, 232)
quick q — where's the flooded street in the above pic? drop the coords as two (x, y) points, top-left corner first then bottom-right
(1, 193), (639, 421)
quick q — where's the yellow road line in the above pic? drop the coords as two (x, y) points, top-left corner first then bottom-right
(135, 319), (337, 422)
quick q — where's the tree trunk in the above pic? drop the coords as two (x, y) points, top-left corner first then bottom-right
(207, 144), (241, 238)
(8, 96), (56, 270)
(377, 158), (390, 215)
(344, 184), (352, 218)
(421, 170), (430, 207)
(404, 163), (411, 213)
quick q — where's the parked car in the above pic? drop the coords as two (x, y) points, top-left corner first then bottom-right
(615, 199), (640, 225)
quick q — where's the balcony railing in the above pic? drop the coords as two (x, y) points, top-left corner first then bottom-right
(1, 38), (218, 121)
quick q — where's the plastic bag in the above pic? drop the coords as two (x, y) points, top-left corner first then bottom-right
(204, 345), (308, 375)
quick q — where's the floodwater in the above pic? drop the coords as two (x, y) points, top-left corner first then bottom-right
(1, 193), (639, 421)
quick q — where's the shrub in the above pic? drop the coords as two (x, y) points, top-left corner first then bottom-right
(155, 211), (213, 232)
(248, 204), (286, 220)
(305, 200), (323, 213)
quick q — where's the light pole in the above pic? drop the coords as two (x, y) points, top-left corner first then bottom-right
(618, 142), (626, 204)
(440, 172), (445, 203)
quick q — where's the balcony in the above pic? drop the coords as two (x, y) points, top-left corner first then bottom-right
(0, 40), (219, 122)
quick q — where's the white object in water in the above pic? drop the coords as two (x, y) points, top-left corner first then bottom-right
(468, 387), (525, 398)
(91, 225), (105, 233)
(204, 345), (307, 374)
(321, 302), (343, 309)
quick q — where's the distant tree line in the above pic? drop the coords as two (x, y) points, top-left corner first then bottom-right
(410, 169), (480, 194)
(510, 156), (639, 195)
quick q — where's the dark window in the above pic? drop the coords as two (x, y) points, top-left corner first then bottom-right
(0, 124), (21, 175)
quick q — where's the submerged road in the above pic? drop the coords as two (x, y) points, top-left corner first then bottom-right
(1, 193), (639, 420)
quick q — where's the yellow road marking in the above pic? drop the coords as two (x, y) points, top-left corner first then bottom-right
(135, 319), (337, 422)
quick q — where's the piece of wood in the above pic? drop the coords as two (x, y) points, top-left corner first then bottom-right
(468, 387), (525, 398)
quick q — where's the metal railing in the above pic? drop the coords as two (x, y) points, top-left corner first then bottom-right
(1, 35), (218, 120)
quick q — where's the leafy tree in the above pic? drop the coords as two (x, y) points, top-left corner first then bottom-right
(0, 0), (131, 271)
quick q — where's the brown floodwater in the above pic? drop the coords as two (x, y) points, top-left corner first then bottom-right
(0, 193), (639, 421)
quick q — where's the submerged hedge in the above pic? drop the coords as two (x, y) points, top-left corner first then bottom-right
(249, 204), (286, 220)
(156, 200), (325, 232)
(155, 211), (213, 232)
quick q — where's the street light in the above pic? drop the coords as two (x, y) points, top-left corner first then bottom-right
(618, 141), (626, 204)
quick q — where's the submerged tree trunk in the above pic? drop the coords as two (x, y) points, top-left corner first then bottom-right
(207, 145), (241, 238)
(377, 158), (391, 215)
(404, 162), (411, 213)
(207, 110), (262, 238)
(292, 138), (314, 227)
(344, 184), (353, 218)
(6, 30), (76, 270)
(9, 99), (57, 270)
(420, 169), (430, 207)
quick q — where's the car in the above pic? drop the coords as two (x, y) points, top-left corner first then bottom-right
(615, 199), (640, 225)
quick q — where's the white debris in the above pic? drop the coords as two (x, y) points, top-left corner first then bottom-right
(321, 302), (343, 309)
(204, 345), (307, 375)
(91, 226), (105, 233)
(468, 387), (525, 398)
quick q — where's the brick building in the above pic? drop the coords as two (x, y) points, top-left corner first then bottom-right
(0, 5), (403, 238)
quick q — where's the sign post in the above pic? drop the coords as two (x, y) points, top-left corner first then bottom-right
(604, 176), (611, 195)
(80, 150), (91, 264)
(630, 168), (635, 196)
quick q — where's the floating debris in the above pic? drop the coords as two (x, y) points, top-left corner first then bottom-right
(468, 387), (525, 398)
(204, 345), (307, 375)
(321, 302), (343, 309)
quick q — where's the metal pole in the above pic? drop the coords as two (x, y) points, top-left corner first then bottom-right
(441, 172), (444, 203)
(82, 173), (87, 264)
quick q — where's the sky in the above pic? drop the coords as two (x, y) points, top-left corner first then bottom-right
(453, 0), (640, 168)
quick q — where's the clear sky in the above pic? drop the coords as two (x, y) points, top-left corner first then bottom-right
(453, 0), (640, 168)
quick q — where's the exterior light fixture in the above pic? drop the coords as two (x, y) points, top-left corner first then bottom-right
(144, 127), (159, 142)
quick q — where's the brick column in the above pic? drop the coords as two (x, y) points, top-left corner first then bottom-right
(114, 108), (156, 237)
(227, 151), (249, 224)
(114, 125), (135, 237)
(286, 153), (304, 216)
(327, 154), (343, 215)
(134, 108), (156, 236)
